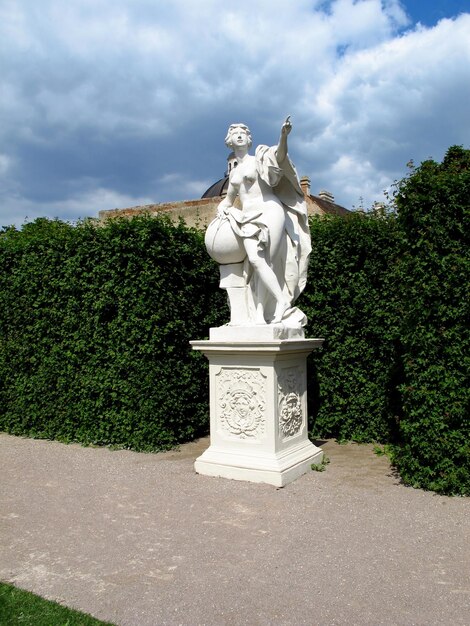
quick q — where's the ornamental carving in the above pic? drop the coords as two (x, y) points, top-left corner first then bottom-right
(216, 368), (266, 439)
(278, 367), (303, 439)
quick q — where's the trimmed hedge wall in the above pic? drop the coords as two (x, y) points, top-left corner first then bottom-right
(302, 212), (402, 443)
(389, 147), (470, 495)
(0, 216), (227, 450)
(301, 147), (469, 494)
(0, 146), (468, 494)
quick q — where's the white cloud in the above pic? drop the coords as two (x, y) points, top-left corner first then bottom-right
(327, 0), (409, 49)
(299, 13), (470, 207)
(0, 0), (469, 224)
(1, 0), (408, 139)
(156, 173), (212, 201)
(1, 186), (155, 228)
(0, 154), (13, 176)
(329, 155), (394, 208)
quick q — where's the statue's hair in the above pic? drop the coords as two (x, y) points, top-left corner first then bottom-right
(225, 123), (252, 149)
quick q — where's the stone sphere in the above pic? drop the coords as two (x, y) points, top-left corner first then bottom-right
(205, 217), (246, 264)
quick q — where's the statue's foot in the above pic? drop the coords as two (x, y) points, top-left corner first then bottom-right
(272, 300), (291, 324)
(254, 304), (266, 325)
(255, 314), (267, 325)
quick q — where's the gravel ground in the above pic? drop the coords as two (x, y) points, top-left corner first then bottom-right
(0, 433), (469, 626)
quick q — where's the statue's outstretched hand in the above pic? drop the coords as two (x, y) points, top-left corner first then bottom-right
(281, 115), (292, 136)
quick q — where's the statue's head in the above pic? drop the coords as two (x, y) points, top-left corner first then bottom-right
(224, 124), (252, 150)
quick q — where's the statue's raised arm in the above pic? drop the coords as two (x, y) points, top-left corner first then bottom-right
(276, 115), (292, 164)
(205, 117), (311, 330)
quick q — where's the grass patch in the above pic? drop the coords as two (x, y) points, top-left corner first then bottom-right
(0, 582), (115, 626)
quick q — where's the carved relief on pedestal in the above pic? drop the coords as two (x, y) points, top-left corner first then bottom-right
(215, 367), (266, 439)
(278, 366), (303, 439)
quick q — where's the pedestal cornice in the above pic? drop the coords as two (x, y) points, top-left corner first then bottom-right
(190, 337), (324, 356)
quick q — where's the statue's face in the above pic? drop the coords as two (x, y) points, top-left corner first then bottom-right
(229, 126), (250, 149)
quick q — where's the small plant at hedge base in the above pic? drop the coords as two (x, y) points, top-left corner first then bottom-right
(311, 455), (330, 472)
(373, 444), (392, 457)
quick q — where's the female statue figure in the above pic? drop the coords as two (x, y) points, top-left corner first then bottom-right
(205, 117), (311, 328)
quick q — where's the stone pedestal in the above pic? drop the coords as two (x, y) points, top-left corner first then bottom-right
(190, 327), (324, 487)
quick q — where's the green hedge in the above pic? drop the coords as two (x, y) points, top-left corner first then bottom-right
(0, 147), (468, 494)
(302, 212), (402, 443)
(0, 216), (227, 450)
(389, 147), (470, 495)
(301, 146), (469, 494)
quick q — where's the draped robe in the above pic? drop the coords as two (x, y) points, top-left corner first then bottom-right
(224, 145), (311, 326)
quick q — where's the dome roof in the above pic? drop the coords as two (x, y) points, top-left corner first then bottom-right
(201, 175), (229, 198)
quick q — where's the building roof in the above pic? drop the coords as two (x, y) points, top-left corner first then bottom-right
(311, 194), (350, 216)
(201, 176), (229, 198)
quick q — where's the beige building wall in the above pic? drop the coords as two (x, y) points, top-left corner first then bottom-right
(99, 197), (221, 229)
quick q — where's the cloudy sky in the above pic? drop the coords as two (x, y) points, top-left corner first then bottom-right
(1, 0), (470, 227)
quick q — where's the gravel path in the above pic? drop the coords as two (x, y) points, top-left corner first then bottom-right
(1, 433), (469, 626)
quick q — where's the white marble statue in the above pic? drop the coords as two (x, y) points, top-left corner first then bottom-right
(205, 117), (311, 328)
